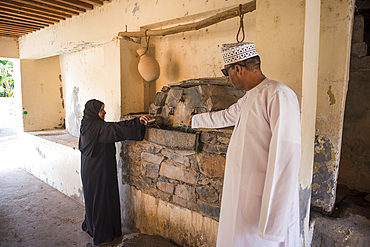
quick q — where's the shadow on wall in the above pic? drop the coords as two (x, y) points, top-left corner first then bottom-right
(68, 86), (82, 137)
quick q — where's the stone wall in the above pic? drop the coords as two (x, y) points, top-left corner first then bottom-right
(121, 128), (233, 221)
(338, 14), (370, 193)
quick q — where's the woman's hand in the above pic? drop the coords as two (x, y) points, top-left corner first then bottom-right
(139, 115), (152, 125)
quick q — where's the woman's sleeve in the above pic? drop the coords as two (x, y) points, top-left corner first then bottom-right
(257, 91), (301, 242)
(191, 94), (246, 129)
(97, 118), (145, 143)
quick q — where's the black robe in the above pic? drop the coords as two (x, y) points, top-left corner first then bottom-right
(79, 102), (145, 245)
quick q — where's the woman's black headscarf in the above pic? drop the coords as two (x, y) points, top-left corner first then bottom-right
(78, 99), (105, 157)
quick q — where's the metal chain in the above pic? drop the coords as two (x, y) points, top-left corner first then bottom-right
(236, 4), (245, 43)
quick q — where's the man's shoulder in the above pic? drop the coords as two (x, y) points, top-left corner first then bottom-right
(262, 78), (297, 97)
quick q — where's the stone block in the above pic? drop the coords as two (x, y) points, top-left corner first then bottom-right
(352, 14), (364, 43)
(206, 95), (237, 112)
(161, 86), (170, 93)
(196, 186), (219, 203)
(351, 42), (368, 57)
(142, 176), (152, 185)
(138, 141), (163, 154)
(141, 152), (164, 165)
(148, 187), (172, 202)
(159, 160), (198, 185)
(153, 92), (167, 106)
(157, 181), (174, 194)
(147, 128), (198, 150)
(149, 104), (162, 115)
(202, 143), (218, 153)
(198, 153), (226, 178)
(216, 134), (231, 145)
(200, 132), (217, 144)
(197, 200), (220, 220)
(189, 155), (199, 172)
(162, 150), (190, 167)
(129, 162), (141, 176)
(211, 179), (223, 192)
(130, 176), (151, 191)
(141, 162), (160, 179)
(175, 184), (196, 203)
(217, 145), (228, 154)
(172, 196), (198, 211)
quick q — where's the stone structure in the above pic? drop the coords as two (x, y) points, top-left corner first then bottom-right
(148, 77), (245, 128)
(121, 78), (240, 221)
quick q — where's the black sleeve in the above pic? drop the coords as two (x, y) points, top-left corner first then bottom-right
(97, 118), (145, 143)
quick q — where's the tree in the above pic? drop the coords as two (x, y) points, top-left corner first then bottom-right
(0, 60), (15, 97)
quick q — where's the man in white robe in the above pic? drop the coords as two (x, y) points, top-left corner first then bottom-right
(192, 42), (301, 247)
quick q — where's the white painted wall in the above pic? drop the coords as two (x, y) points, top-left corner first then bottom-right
(59, 39), (122, 137)
(19, 132), (83, 204)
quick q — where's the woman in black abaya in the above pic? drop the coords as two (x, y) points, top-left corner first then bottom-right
(79, 99), (150, 246)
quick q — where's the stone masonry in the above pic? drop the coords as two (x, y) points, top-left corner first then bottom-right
(121, 129), (232, 221)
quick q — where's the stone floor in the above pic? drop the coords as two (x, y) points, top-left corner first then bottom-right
(311, 184), (370, 247)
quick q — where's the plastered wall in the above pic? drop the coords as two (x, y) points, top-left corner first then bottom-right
(19, 132), (83, 204)
(150, 10), (256, 95)
(312, 0), (355, 213)
(20, 56), (65, 132)
(18, 0), (257, 60)
(59, 39), (121, 137)
(0, 36), (19, 59)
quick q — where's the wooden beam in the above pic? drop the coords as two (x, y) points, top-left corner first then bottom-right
(0, 27), (30, 34)
(34, 0), (87, 13)
(118, 1), (256, 38)
(0, 4), (64, 22)
(3, 0), (73, 18)
(0, 33), (21, 37)
(0, 8), (58, 24)
(0, 16), (47, 28)
(79, 0), (104, 7)
(0, 25), (37, 32)
(9, 0), (80, 15)
(57, 0), (94, 10)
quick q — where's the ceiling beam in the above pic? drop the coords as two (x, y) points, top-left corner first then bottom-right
(0, 3), (65, 21)
(33, 0), (88, 13)
(79, 0), (104, 7)
(9, 0), (80, 15)
(57, 0), (93, 10)
(3, 0), (73, 18)
(0, 7), (61, 23)
(0, 16), (47, 28)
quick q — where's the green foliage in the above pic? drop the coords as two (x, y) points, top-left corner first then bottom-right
(0, 60), (15, 97)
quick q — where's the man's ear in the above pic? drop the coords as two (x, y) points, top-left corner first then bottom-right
(235, 64), (241, 74)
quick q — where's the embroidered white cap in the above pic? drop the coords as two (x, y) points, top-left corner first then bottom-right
(221, 42), (258, 65)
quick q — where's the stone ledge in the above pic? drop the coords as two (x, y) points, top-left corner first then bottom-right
(146, 128), (199, 150)
(26, 129), (78, 149)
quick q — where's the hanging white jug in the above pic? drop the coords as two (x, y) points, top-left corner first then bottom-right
(137, 47), (160, 82)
